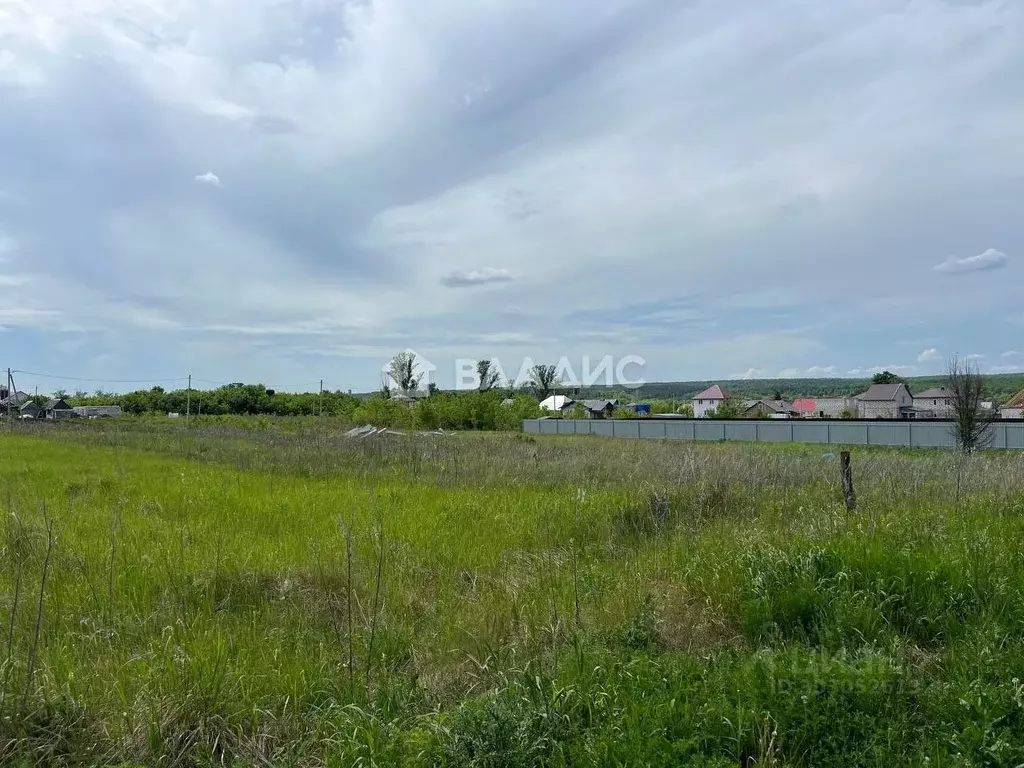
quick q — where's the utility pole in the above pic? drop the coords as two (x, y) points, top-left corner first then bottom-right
(6, 368), (11, 424)
(319, 379), (323, 418)
(186, 374), (191, 427)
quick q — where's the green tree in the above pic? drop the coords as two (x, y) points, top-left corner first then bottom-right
(388, 351), (422, 395)
(871, 370), (900, 384)
(709, 398), (743, 419)
(476, 360), (501, 392)
(528, 365), (559, 401)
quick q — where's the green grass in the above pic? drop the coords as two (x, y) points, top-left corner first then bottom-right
(2, 421), (1024, 766)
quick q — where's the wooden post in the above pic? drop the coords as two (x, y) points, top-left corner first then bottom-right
(840, 451), (856, 511)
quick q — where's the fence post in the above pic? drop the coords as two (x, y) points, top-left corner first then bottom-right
(840, 451), (856, 511)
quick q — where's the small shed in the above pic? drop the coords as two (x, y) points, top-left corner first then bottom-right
(19, 401), (42, 419)
(44, 398), (74, 419)
(73, 405), (123, 419)
(743, 399), (798, 419)
(578, 399), (617, 419)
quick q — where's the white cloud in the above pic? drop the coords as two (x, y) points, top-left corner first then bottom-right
(805, 365), (839, 377)
(440, 268), (513, 288)
(1001, 350), (1022, 359)
(965, 353), (985, 361)
(729, 368), (769, 380)
(935, 248), (1009, 274)
(988, 364), (1024, 374)
(917, 348), (942, 363)
(776, 368), (801, 379)
(194, 172), (221, 187)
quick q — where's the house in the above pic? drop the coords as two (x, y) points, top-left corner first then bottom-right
(0, 391), (32, 409)
(577, 400), (617, 419)
(693, 385), (730, 418)
(913, 387), (953, 419)
(743, 400), (798, 419)
(44, 398), (75, 420)
(791, 398), (817, 418)
(791, 397), (858, 418)
(73, 405), (123, 419)
(1001, 389), (1024, 419)
(19, 401), (42, 419)
(856, 383), (915, 419)
(539, 394), (574, 413)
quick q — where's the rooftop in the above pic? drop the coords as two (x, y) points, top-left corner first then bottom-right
(915, 387), (951, 399)
(693, 385), (730, 400)
(859, 383), (910, 401)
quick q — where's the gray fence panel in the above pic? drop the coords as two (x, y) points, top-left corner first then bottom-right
(756, 422), (792, 443)
(868, 423), (912, 447)
(828, 423), (868, 445)
(792, 423), (830, 444)
(694, 422), (726, 441)
(909, 423), (952, 448)
(521, 419), (1024, 449)
(725, 422), (758, 442)
(613, 420), (641, 439)
(665, 421), (695, 440)
(639, 421), (668, 439)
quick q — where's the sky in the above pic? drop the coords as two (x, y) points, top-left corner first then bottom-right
(2, 0), (1023, 394)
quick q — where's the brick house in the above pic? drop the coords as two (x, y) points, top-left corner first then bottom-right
(856, 383), (915, 419)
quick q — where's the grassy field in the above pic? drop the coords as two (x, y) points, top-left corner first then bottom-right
(2, 420), (1024, 766)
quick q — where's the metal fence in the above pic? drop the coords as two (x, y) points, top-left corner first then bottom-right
(522, 418), (1024, 450)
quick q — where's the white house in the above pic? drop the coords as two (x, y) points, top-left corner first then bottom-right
(856, 383), (915, 419)
(693, 385), (730, 418)
(912, 387), (954, 419)
(1001, 389), (1024, 419)
(539, 394), (574, 413)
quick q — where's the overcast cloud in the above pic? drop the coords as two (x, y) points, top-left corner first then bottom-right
(1, 0), (1022, 392)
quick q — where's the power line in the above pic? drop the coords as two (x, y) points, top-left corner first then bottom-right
(12, 369), (190, 384)
(11, 370), (335, 392)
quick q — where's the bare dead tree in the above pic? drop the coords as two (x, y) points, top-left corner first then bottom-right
(476, 360), (501, 392)
(947, 355), (995, 454)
